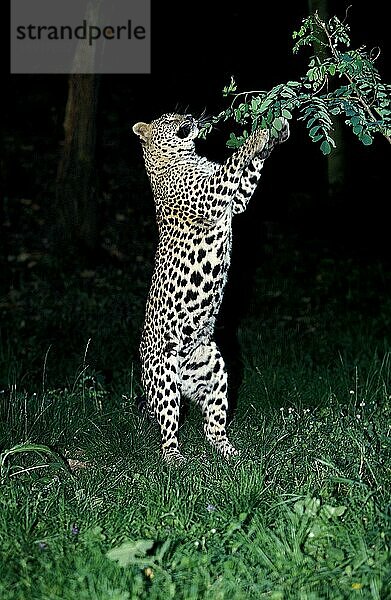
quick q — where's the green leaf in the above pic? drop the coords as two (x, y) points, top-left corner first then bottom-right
(80, 526), (106, 544)
(106, 540), (154, 567)
(327, 547), (345, 563)
(268, 84), (284, 98)
(155, 539), (171, 564)
(265, 110), (274, 125)
(282, 108), (293, 119)
(251, 97), (260, 111)
(361, 133), (373, 145)
(223, 76), (237, 96)
(345, 107), (356, 117)
(320, 140), (332, 154)
(307, 117), (317, 128)
(273, 118), (283, 131)
(309, 125), (321, 137)
(323, 505), (347, 519)
(258, 98), (274, 112)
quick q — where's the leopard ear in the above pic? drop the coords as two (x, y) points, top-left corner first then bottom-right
(132, 121), (151, 143)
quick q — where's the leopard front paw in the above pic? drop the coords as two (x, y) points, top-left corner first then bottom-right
(257, 118), (290, 159)
(251, 128), (270, 154)
(277, 117), (290, 144)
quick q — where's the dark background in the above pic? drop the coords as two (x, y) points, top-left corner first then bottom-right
(1, 0), (390, 388)
(3, 0), (390, 242)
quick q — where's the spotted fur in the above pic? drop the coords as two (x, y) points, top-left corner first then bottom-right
(133, 113), (289, 462)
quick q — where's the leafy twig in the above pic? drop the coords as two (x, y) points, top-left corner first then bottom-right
(199, 11), (391, 153)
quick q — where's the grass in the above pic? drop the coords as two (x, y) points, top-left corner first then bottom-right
(1, 226), (391, 598)
(2, 74), (390, 597)
(0, 341), (390, 597)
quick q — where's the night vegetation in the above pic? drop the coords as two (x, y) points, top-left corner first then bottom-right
(200, 11), (391, 153)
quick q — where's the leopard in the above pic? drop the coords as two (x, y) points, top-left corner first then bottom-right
(132, 112), (289, 463)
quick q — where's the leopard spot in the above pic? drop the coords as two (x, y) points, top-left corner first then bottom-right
(202, 261), (212, 275)
(197, 248), (206, 261)
(190, 271), (202, 286)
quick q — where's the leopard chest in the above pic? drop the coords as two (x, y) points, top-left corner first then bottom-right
(144, 213), (232, 346)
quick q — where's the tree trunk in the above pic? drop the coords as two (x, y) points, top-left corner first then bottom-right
(55, 1), (101, 256)
(55, 74), (100, 254)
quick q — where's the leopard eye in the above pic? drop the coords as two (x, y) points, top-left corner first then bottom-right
(177, 122), (191, 139)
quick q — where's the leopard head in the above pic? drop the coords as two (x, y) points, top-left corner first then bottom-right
(132, 113), (199, 159)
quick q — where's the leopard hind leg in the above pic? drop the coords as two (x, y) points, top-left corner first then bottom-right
(180, 341), (239, 458)
(141, 354), (185, 464)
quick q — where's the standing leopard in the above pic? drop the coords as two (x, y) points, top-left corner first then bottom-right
(133, 113), (289, 463)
